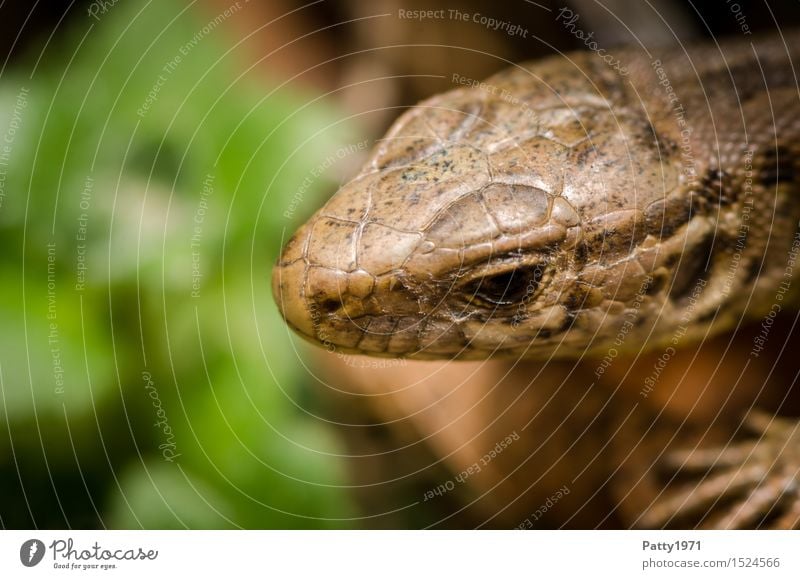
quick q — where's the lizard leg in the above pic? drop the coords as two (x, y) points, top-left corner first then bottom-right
(644, 410), (800, 529)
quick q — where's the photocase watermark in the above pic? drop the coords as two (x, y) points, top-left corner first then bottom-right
(44, 537), (158, 570)
(422, 431), (519, 501)
(594, 275), (652, 379)
(337, 353), (408, 369)
(307, 300), (337, 353)
(510, 274), (546, 328)
(20, 539), (46, 567)
(87, 0), (121, 21)
(142, 371), (181, 462)
(726, 0), (752, 36)
(47, 242), (65, 397)
(137, 0), (246, 118)
(178, 0), (247, 57)
(451, 73), (537, 119)
(397, 8), (529, 38)
(556, 7), (629, 76)
(0, 86), (30, 213)
(751, 222), (800, 357)
(138, 74), (168, 119)
(721, 148), (755, 298)
(651, 59), (697, 186)
(74, 175), (94, 292)
(284, 140), (369, 220)
(515, 484), (571, 528)
(191, 173), (214, 298)
(451, 72), (502, 96)
(640, 278), (707, 398)
(449, 8), (529, 38)
(397, 8), (446, 21)
(751, 302), (782, 359)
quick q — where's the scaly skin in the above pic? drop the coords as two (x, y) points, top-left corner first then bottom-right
(273, 31), (800, 528)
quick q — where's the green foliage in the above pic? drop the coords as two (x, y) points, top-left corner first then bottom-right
(0, 0), (357, 528)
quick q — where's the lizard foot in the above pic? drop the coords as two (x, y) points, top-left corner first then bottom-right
(640, 410), (800, 529)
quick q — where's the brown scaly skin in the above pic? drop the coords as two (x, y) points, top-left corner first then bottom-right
(274, 31), (800, 528)
(638, 411), (800, 528)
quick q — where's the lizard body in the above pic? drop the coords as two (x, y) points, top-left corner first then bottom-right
(274, 30), (800, 528)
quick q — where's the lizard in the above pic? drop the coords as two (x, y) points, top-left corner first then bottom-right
(272, 29), (800, 528)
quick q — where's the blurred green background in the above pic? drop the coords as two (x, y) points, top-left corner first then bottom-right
(0, 0), (360, 529)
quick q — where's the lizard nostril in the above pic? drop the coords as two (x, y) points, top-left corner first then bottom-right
(319, 298), (342, 314)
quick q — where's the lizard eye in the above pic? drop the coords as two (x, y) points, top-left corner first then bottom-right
(463, 265), (545, 306)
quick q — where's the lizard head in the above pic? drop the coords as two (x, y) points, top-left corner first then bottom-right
(273, 58), (726, 360)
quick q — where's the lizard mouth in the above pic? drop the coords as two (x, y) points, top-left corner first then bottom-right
(280, 308), (471, 358)
(272, 249), (569, 358)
